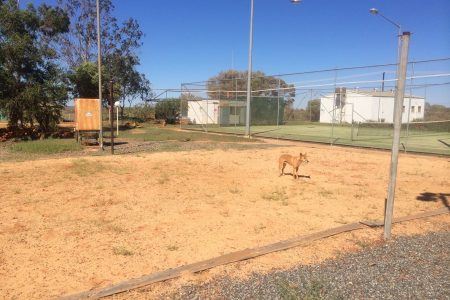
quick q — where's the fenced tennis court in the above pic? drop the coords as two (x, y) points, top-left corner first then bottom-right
(182, 122), (450, 155)
(179, 58), (450, 155)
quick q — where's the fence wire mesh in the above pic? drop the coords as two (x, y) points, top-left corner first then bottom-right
(180, 58), (450, 155)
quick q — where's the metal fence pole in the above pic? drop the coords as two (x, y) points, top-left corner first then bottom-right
(384, 32), (411, 240)
(277, 79), (280, 127)
(350, 103), (354, 141)
(236, 78), (239, 127)
(179, 84), (183, 129)
(404, 61), (415, 152)
(245, 0), (254, 138)
(331, 71), (337, 145)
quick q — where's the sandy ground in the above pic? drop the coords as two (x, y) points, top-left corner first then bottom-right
(0, 140), (449, 299)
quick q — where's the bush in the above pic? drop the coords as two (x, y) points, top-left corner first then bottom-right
(125, 104), (155, 122)
(155, 99), (184, 124)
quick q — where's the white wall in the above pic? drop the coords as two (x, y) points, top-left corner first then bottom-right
(320, 92), (425, 124)
(187, 100), (219, 124)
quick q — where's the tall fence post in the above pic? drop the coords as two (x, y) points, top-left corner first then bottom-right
(404, 61), (415, 152)
(277, 79), (280, 128)
(350, 103), (354, 141)
(384, 32), (411, 241)
(109, 80), (114, 155)
(179, 84), (183, 129)
(331, 70), (337, 145)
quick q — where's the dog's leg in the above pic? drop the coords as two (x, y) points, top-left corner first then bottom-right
(279, 161), (286, 176)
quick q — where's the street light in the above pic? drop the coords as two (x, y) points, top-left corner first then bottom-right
(369, 8), (401, 32)
(370, 8), (410, 240)
(369, 8), (402, 68)
(245, 0), (302, 137)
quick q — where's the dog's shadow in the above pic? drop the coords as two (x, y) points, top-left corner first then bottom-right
(282, 173), (311, 179)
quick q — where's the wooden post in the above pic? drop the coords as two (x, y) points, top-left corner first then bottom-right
(384, 32), (410, 240)
(110, 80), (115, 155)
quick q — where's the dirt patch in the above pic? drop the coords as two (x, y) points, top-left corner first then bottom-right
(0, 140), (448, 299)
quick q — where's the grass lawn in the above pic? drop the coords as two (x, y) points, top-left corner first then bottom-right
(0, 125), (258, 161)
(182, 123), (450, 155)
(8, 139), (83, 154)
(118, 124), (256, 143)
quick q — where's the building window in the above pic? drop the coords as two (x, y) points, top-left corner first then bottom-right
(418, 106), (422, 113)
(411, 106), (415, 113)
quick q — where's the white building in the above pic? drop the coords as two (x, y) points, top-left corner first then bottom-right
(320, 88), (425, 124)
(187, 100), (247, 125)
(187, 99), (220, 124)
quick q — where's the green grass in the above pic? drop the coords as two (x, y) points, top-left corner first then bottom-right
(182, 123), (450, 155)
(119, 124), (256, 143)
(8, 139), (83, 154)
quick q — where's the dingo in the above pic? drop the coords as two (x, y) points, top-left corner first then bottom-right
(279, 153), (309, 179)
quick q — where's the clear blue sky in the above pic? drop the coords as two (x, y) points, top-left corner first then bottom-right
(26, 0), (450, 104)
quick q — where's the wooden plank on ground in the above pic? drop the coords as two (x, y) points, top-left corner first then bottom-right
(58, 207), (449, 300)
(59, 223), (364, 300)
(360, 206), (449, 227)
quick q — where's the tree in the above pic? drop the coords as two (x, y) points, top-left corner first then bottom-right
(57, 0), (151, 114)
(306, 99), (320, 122)
(424, 102), (450, 121)
(68, 61), (99, 98)
(0, 0), (70, 136)
(155, 98), (188, 124)
(206, 70), (295, 100)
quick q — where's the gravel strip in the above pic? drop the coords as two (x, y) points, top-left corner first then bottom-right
(164, 231), (449, 300)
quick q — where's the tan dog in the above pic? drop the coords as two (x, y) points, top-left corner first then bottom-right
(279, 153), (309, 179)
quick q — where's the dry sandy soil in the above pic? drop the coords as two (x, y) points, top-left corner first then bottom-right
(0, 139), (449, 299)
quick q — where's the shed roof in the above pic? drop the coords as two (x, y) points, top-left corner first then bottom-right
(350, 89), (424, 99)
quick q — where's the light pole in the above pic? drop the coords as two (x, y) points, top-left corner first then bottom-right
(96, 0), (103, 149)
(369, 8), (402, 71)
(245, 0), (302, 137)
(370, 9), (410, 240)
(244, 0), (254, 137)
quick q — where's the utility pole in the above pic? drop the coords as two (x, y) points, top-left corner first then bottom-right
(245, 0), (254, 137)
(384, 32), (411, 240)
(96, 0), (103, 149)
(109, 80), (115, 155)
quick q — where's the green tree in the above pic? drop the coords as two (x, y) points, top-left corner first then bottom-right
(155, 98), (187, 124)
(68, 61), (99, 98)
(0, 0), (70, 136)
(306, 99), (320, 122)
(57, 0), (151, 115)
(206, 70), (295, 100)
(424, 103), (450, 121)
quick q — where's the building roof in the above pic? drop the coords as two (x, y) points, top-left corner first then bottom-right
(351, 89), (424, 99)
